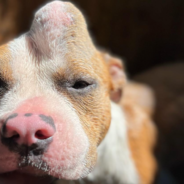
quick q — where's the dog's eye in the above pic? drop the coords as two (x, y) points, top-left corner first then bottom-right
(0, 78), (8, 97)
(0, 78), (8, 90)
(72, 81), (90, 89)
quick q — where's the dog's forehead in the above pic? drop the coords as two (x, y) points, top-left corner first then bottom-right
(1, 1), (103, 81)
(0, 0), (112, 96)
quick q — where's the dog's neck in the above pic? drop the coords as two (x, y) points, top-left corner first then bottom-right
(57, 102), (139, 184)
(87, 102), (139, 184)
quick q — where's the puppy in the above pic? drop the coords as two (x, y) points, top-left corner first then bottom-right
(0, 1), (156, 184)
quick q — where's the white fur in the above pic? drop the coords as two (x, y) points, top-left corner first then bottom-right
(86, 102), (139, 184)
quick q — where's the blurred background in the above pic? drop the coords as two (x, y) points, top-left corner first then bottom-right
(0, 0), (184, 183)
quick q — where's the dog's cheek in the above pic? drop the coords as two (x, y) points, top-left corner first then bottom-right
(42, 113), (89, 179)
(62, 89), (111, 171)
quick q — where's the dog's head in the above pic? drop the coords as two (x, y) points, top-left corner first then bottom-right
(0, 1), (125, 183)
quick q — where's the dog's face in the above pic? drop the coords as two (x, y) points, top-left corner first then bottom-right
(0, 1), (124, 183)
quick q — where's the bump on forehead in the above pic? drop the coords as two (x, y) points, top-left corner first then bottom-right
(27, 1), (96, 62)
(28, 1), (75, 60)
(32, 1), (74, 34)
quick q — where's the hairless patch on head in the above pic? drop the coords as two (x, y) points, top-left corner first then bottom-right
(1, 113), (18, 135)
(24, 113), (33, 117)
(39, 114), (56, 131)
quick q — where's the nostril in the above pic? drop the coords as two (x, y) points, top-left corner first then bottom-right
(10, 133), (20, 142)
(35, 130), (51, 140)
(2, 129), (20, 140)
(1, 130), (20, 140)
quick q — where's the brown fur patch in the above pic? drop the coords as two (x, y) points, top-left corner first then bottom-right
(0, 44), (13, 82)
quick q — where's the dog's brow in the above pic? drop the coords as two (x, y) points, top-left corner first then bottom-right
(0, 44), (13, 82)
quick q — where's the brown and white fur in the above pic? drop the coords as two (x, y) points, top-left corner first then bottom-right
(0, 1), (157, 184)
(86, 54), (157, 184)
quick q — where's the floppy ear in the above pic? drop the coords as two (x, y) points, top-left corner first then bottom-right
(101, 52), (127, 103)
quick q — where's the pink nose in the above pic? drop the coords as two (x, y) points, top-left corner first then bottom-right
(2, 113), (56, 145)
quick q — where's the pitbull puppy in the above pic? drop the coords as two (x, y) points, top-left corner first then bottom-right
(0, 1), (156, 184)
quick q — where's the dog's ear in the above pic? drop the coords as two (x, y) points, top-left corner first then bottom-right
(101, 52), (126, 103)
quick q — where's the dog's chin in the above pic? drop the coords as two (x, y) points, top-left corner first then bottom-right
(0, 171), (57, 184)
(0, 161), (91, 184)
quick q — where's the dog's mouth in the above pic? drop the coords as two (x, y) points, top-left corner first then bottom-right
(0, 170), (57, 184)
(0, 154), (86, 183)
(0, 156), (57, 184)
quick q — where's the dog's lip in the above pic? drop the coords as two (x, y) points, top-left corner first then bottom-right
(0, 171), (56, 184)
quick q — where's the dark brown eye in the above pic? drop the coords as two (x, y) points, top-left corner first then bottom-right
(72, 81), (90, 89)
(0, 78), (8, 89)
(0, 77), (8, 91)
(0, 77), (8, 98)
